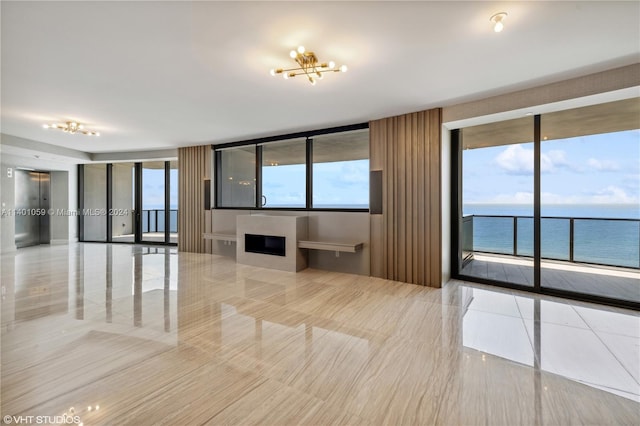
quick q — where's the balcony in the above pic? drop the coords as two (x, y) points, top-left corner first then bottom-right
(111, 209), (178, 243)
(460, 215), (640, 303)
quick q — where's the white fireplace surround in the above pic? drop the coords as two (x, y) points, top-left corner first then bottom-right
(236, 215), (308, 272)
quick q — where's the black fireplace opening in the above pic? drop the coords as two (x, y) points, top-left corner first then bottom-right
(245, 234), (286, 257)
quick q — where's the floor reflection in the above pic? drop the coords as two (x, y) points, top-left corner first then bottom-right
(461, 287), (640, 401)
(1, 243), (638, 424)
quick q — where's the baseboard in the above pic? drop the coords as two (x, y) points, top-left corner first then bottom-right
(50, 239), (69, 245)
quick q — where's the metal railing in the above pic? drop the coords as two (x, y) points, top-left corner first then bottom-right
(142, 209), (178, 233)
(466, 215), (640, 269)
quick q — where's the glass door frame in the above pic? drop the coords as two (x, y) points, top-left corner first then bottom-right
(78, 161), (177, 246)
(451, 116), (639, 311)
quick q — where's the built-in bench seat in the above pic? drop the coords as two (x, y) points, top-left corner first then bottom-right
(297, 240), (363, 254)
(205, 233), (363, 258)
(203, 232), (237, 242)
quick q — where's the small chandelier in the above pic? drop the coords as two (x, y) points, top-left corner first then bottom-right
(490, 12), (508, 33)
(43, 121), (100, 136)
(270, 46), (347, 85)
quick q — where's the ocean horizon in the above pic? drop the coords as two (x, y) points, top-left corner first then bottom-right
(463, 203), (639, 219)
(463, 203), (639, 268)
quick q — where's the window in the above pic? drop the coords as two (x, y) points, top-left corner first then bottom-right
(453, 97), (640, 307)
(217, 146), (256, 208)
(261, 139), (306, 208)
(312, 129), (369, 208)
(539, 99), (640, 302)
(214, 125), (369, 210)
(142, 161), (166, 242)
(459, 116), (534, 287)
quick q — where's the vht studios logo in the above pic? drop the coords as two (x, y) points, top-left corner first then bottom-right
(3, 414), (81, 424)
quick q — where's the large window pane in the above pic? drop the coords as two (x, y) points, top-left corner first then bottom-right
(83, 163), (106, 241)
(111, 162), (135, 242)
(312, 129), (369, 208)
(460, 117), (534, 287)
(261, 139), (306, 208)
(541, 98), (640, 302)
(142, 161), (165, 242)
(218, 146), (256, 207)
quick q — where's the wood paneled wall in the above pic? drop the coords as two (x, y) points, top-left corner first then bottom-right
(369, 108), (442, 287)
(178, 145), (212, 253)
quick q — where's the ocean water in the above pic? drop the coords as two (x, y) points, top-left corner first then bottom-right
(463, 204), (640, 268)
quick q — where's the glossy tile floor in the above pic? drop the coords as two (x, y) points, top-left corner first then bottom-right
(1, 244), (639, 425)
(461, 253), (640, 302)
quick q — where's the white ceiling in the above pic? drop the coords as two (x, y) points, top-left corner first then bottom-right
(1, 1), (639, 155)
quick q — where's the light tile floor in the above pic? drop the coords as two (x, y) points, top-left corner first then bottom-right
(1, 243), (639, 425)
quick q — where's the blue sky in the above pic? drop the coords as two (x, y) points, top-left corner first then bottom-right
(262, 159), (369, 207)
(139, 129), (639, 211)
(463, 129), (640, 206)
(142, 168), (178, 209)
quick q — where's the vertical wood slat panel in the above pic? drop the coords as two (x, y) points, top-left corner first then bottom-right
(430, 109), (442, 286)
(417, 112), (426, 285)
(397, 114), (406, 283)
(422, 111), (430, 286)
(178, 145), (212, 253)
(369, 108), (442, 287)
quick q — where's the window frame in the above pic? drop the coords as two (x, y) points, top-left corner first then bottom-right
(213, 123), (370, 212)
(450, 105), (640, 311)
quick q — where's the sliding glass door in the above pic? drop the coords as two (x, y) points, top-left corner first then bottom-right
(80, 160), (178, 245)
(455, 98), (640, 308)
(459, 116), (534, 287)
(141, 161), (166, 243)
(540, 99), (640, 304)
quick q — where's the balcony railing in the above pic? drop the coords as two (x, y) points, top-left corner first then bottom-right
(465, 215), (640, 269)
(142, 209), (178, 233)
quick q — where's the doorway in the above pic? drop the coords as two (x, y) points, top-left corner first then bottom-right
(79, 161), (177, 245)
(15, 170), (50, 248)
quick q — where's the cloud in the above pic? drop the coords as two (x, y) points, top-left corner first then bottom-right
(494, 145), (571, 175)
(622, 173), (640, 191)
(587, 158), (620, 171)
(484, 186), (638, 204)
(489, 191), (534, 204)
(495, 145), (533, 174)
(588, 185), (638, 204)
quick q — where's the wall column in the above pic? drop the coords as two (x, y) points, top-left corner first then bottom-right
(178, 145), (212, 253)
(369, 108), (442, 287)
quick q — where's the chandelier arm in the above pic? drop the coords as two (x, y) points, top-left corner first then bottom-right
(279, 66), (309, 73)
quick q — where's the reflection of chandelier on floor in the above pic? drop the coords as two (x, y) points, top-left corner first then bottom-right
(43, 121), (100, 136)
(270, 46), (347, 86)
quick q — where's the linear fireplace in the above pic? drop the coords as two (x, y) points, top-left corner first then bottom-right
(237, 215), (307, 272)
(244, 234), (286, 257)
